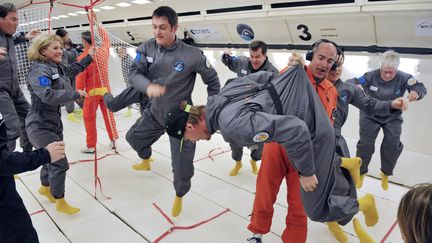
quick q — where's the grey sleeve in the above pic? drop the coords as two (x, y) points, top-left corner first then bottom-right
(195, 53), (221, 96)
(129, 48), (152, 94)
(28, 66), (80, 105)
(12, 34), (27, 45)
(349, 83), (391, 115)
(406, 76), (427, 100)
(62, 54), (93, 78)
(104, 86), (143, 112)
(252, 111), (315, 176)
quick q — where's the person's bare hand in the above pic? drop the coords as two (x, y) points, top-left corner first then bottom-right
(300, 174), (318, 192)
(88, 46), (95, 57)
(45, 141), (65, 163)
(391, 97), (408, 111)
(146, 83), (166, 98)
(25, 29), (41, 40)
(0, 47), (6, 60)
(77, 90), (87, 98)
(223, 49), (232, 56)
(408, 90), (419, 102)
(288, 53), (305, 66)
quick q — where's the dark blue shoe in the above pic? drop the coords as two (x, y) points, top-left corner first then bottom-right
(247, 236), (262, 243)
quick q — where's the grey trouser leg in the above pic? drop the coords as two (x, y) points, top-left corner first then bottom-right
(380, 118), (403, 175)
(169, 136), (195, 197)
(65, 101), (75, 113)
(0, 90), (21, 151)
(336, 135), (350, 158)
(357, 114), (381, 174)
(250, 143), (263, 161)
(229, 143), (243, 161)
(14, 91), (32, 151)
(126, 109), (164, 159)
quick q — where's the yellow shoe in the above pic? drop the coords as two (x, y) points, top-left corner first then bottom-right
(229, 161), (242, 176)
(14, 174), (20, 180)
(341, 157), (362, 187)
(56, 198), (80, 215)
(250, 159), (259, 175)
(327, 222), (348, 243)
(357, 174), (366, 189)
(172, 196), (183, 217)
(67, 113), (80, 123)
(132, 158), (154, 171)
(123, 107), (132, 118)
(38, 186), (55, 203)
(358, 194), (379, 227)
(380, 172), (389, 191)
(353, 218), (376, 243)
(73, 108), (83, 118)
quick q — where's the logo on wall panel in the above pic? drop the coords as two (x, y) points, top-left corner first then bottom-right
(236, 24), (254, 41)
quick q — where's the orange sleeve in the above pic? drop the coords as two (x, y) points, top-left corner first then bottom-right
(75, 67), (86, 91)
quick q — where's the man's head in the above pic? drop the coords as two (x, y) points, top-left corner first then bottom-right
(0, 3), (18, 35)
(55, 28), (69, 44)
(379, 50), (399, 82)
(152, 6), (178, 48)
(306, 39), (338, 80)
(165, 103), (211, 143)
(249, 40), (268, 70)
(326, 47), (344, 83)
(81, 31), (92, 47)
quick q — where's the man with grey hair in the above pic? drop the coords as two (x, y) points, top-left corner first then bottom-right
(348, 50), (427, 190)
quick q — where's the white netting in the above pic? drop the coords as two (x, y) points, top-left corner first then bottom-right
(15, 6), (51, 87)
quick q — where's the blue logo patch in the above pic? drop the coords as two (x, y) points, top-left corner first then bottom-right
(38, 76), (51, 87)
(135, 52), (141, 62)
(341, 93), (348, 103)
(395, 89), (401, 95)
(174, 60), (184, 72)
(358, 76), (366, 85)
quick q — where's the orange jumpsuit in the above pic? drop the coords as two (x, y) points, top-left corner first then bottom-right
(248, 66), (338, 242)
(76, 28), (116, 148)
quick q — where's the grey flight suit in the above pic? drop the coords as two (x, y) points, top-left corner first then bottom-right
(104, 86), (149, 114)
(348, 70), (427, 175)
(333, 79), (393, 157)
(0, 30), (32, 151)
(127, 38), (220, 197)
(61, 49), (92, 113)
(222, 54), (279, 162)
(26, 61), (81, 198)
(206, 66), (357, 224)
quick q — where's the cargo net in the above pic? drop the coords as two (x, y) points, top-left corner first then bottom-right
(15, 5), (51, 88)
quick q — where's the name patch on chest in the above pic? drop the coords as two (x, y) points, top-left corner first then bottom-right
(146, 56), (153, 63)
(174, 60), (185, 72)
(369, 85), (378, 92)
(52, 73), (60, 80)
(241, 69), (248, 75)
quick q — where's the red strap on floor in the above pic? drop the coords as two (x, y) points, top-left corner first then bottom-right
(93, 148), (111, 199)
(380, 219), (398, 243)
(152, 203), (230, 243)
(29, 209), (45, 216)
(68, 153), (116, 165)
(193, 147), (231, 163)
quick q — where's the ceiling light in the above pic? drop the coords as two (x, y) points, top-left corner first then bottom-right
(93, 8), (101, 12)
(67, 12), (78, 16)
(131, 0), (151, 5)
(100, 6), (115, 10)
(115, 2), (132, 7)
(51, 16), (60, 20)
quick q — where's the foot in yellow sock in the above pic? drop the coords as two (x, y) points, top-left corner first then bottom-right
(73, 108), (83, 117)
(341, 157), (362, 187)
(123, 107), (132, 118)
(358, 194), (379, 227)
(250, 159), (259, 175)
(56, 198), (80, 215)
(38, 186), (55, 203)
(327, 222), (348, 243)
(357, 174), (366, 189)
(353, 218), (376, 243)
(229, 161), (242, 176)
(132, 158), (154, 171)
(380, 172), (389, 191)
(172, 196), (183, 217)
(67, 113), (80, 123)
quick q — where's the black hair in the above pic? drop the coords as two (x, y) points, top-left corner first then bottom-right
(305, 39), (339, 62)
(81, 31), (92, 45)
(152, 6), (178, 27)
(55, 29), (68, 38)
(0, 3), (16, 18)
(249, 40), (268, 55)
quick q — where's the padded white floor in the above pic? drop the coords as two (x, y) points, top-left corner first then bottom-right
(14, 107), (408, 243)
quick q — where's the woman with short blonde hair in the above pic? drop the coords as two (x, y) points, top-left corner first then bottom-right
(27, 34), (62, 62)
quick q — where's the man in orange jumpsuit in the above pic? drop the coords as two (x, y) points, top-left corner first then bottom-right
(247, 39), (339, 243)
(76, 26), (116, 153)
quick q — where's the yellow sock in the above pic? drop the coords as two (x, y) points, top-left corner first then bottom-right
(380, 172), (389, 191)
(229, 161), (242, 176)
(341, 157), (362, 187)
(250, 159), (259, 175)
(67, 113), (80, 123)
(357, 174), (366, 189)
(353, 218), (376, 243)
(56, 198), (80, 215)
(172, 196), (183, 217)
(38, 186), (55, 203)
(327, 222), (348, 243)
(358, 194), (379, 227)
(123, 107), (132, 118)
(132, 158), (153, 171)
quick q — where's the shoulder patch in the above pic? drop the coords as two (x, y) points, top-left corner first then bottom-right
(407, 77), (417, 86)
(174, 60), (185, 72)
(135, 52), (141, 62)
(205, 58), (211, 69)
(341, 92), (349, 103)
(358, 76), (366, 85)
(253, 132), (269, 143)
(38, 76), (51, 87)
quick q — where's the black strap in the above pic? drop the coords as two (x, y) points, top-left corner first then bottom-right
(264, 82), (283, 115)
